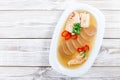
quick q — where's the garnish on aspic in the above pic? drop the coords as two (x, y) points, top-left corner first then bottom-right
(72, 23), (81, 35)
(65, 11), (90, 34)
(62, 11), (90, 40)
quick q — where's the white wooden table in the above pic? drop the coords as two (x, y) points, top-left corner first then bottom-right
(0, 0), (119, 80)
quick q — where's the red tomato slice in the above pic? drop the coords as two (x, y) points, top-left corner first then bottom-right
(85, 45), (89, 50)
(83, 45), (90, 52)
(65, 33), (71, 40)
(77, 47), (83, 52)
(82, 47), (86, 52)
(71, 34), (78, 40)
(61, 30), (69, 37)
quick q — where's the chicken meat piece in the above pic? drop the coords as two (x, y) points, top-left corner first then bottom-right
(80, 12), (90, 28)
(65, 11), (80, 33)
(68, 53), (86, 66)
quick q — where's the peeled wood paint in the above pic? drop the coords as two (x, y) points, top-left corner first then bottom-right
(57, 10), (97, 69)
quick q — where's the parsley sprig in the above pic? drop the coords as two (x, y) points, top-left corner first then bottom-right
(72, 23), (81, 34)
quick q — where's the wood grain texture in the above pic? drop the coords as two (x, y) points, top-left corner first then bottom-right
(0, 10), (119, 38)
(0, 10), (119, 27)
(0, 77), (119, 80)
(0, 77), (33, 80)
(0, 39), (119, 66)
(0, 0), (119, 79)
(0, 67), (119, 79)
(0, 25), (119, 38)
(0, 0), (119, 10)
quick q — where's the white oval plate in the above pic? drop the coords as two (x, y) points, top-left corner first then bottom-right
(49, 2), (105, 77)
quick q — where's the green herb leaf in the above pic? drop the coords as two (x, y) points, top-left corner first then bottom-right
(82, 49), (89, 58)
(85, 49), (89, 53)
(74, 23), (80, 27)
(82, 52), (86, 58)
(72, 23), (81, 34)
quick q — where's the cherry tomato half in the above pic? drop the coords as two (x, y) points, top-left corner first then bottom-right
(65, 33), (71, 40)
(71, 34), (78, 40)
(77, 47), (83, 52)
(83, 45), (90, 52)
(61, 30), (69, 37)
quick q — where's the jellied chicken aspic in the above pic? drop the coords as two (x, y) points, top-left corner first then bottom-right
(58, 10), (96, 68)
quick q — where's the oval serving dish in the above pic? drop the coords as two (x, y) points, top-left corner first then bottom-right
(49, 2), (105, 77)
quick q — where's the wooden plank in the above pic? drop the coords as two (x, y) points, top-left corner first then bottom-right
(0, 11), (119, 38)
(41, 67), (120, 78)
(0, 67), (38, 77)
(0, 77), (72, 80)
(104, 28), (120, 38)
(0, 39), (119, 66)
(0, 0), (119, 10)
(0, 77), (119, 80)
(0, 25), (119, 38)
(0, 77), (33, 80)
(0, 11), (61, 24)
(0, 10), (119, 24)
(0, 25), (55, 38)
(0, 67), (119, 79)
